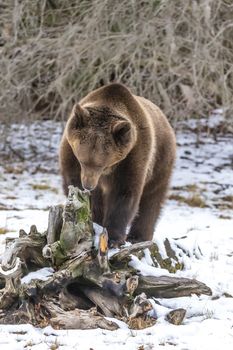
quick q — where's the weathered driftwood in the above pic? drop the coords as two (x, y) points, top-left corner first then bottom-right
(46, 205), (63, 244)
(46, 302), (119, 331)
(0, 186), (212, 330)
(0, 257), (21, 309)
(137, 275), (212, 298)
(0, 225), (47, 270)
(110, 241), (154, 263)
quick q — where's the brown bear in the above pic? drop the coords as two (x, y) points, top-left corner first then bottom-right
(59, 83), (176, 246)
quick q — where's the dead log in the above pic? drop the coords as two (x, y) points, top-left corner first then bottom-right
(137, 275), (212, 298)
(50, 308), (119, 330)
(0, 186), (212, 330)
(110, 241), (154, 263)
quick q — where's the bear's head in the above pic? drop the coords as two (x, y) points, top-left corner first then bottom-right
(66, 104), (137, 191)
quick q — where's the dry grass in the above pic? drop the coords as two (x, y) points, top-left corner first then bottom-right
(218, 214), (231, 220)
(0, 227), (10, 234)
(220, 195), (233, 203)
(30, 183), (58, 193)
(127, 316), (156, 330)
(213, 195), (233, 210)
(169, 193), (207, 208)
(0, 0), (233, 124)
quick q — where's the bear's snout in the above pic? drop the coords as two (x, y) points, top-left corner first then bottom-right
(81, 171), (100, 192)
(82, 181), (95, 191)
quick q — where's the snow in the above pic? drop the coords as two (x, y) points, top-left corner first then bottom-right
(130, 254), (171, 276)
(21, 268), (54, 284)
(0, 116), (233, 349)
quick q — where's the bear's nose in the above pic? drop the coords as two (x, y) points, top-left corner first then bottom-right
(81, 178), (96, 191)
(81, 172), (99, 192)
(83, 184), (95, 192)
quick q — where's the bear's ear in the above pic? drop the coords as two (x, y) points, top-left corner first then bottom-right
(112, 120), (132, 145)
(73, 104), (89, 129)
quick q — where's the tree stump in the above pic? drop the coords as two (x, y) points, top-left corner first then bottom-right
(0, 186), (212, 330)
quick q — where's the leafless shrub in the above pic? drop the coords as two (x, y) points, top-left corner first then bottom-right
(0, 0), (232, 125)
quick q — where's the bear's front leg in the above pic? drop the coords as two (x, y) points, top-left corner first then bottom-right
(103, 189), (141, 248)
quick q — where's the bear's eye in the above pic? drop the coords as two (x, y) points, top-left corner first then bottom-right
(79, 135), (86, 144)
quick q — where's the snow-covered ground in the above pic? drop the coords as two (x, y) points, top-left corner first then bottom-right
(0, 115), (233, 349)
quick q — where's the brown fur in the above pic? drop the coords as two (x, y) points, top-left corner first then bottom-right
(59, 83), (176, 246)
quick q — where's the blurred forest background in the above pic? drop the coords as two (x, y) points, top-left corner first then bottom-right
(0, 0), (233, 125)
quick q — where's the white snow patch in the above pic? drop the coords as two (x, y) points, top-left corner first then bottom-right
(21, 267), (54, 284)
